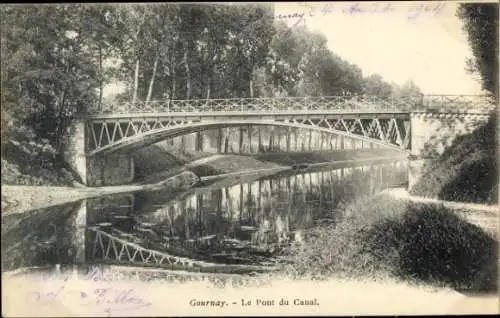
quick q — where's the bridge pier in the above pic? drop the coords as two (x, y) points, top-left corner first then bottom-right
(87, 154), (135, 187)
(64, 120), (88, 184)
(64, 119), (137, 186)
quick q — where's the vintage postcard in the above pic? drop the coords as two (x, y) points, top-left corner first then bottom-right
(1, 1), (498, 316)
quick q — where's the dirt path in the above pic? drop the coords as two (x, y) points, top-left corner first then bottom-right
(184, 154), (226, 167)
(382, 188), (498, 234)
(1, 184), (146, 216)
(382, 188), (498, 214)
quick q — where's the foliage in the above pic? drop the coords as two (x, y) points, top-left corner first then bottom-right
(1, 125), (76, 186)
(0, 5), (112, 148)
(1, 3), (423, 185)
(410, 114), (498, 204)
(457, 3), (499, 99)
(284, 195), (497, 291)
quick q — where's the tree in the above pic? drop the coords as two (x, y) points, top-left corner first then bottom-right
(362, 74), (392, 100)
(457, 3), (499, 99)
(1, 5), (109, 148)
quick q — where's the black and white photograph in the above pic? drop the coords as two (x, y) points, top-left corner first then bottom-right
(1, 1), (498, 316)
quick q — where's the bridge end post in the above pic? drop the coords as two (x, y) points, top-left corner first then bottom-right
(63, 119), (88, 185)
(407, 112), (436, 191)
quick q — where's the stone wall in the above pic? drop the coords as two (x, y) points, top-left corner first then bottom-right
(408, 111), (491, 190)
(410, 112), (490, 158)
(63, 120), (87, 184)
(86, 154), (135, 187)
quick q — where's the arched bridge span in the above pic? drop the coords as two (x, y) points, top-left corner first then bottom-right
(86, 111), (411, 156)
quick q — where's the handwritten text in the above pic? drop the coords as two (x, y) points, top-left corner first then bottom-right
(25, 271), (152, 316)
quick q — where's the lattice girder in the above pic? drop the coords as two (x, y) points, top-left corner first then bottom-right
(86, 114), (412, 155)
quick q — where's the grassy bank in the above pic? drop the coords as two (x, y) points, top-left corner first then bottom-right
(1, 127), (77, 186)
(253, 148), (405, 166)
(134, 143), (406, 183)
(410, 114), (498, 204)
(283, 194), (498, 292)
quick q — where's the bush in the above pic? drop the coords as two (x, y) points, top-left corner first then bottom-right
(284, 195), (498, 291)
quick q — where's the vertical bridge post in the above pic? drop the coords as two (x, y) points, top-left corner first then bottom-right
(63, 119), (87, 185)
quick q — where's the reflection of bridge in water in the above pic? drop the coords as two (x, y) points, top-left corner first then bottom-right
(85, 161), (408, 272)
(86, 227), (278, 274)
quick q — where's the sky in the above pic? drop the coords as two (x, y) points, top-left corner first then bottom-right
(274, 1), (486, 95)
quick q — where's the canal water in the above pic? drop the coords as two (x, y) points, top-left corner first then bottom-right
(2, 160), (408, 273)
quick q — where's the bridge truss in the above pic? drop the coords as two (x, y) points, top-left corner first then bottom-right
(86, 113), (411, 155)
(85, 94), (494, 156)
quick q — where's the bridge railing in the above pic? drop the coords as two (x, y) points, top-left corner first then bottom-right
(92, 95), (415, 114)
(420, 94), (496, 112)
(90, 94), (496, 114)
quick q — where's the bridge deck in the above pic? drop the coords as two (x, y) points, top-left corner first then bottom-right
(89, 94), (495, 116)
(88, 109), (412, 120)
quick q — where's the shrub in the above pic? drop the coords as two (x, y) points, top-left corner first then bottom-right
(284, 195), (498, 291)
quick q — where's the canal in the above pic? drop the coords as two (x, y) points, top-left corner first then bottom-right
(1, 159), (408, 274)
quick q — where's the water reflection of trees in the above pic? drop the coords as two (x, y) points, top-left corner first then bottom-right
(87, 162), (408, 264)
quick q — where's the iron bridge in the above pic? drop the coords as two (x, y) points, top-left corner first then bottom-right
(86, 95), (495, 156)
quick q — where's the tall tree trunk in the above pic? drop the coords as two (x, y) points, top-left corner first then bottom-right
(55, 51), (71, 150)
(269, 130), (274, 152)
(55, 86), (69, 151)
(98, 46), (103, 110)
(224, 129), (230, 153)
(132, 59), (140, 103)
(184, 50), (191, 99)
(248, 125), (252, 153)
(239, 127), (244, 153)
(217, 128), (222, 153)
(225, 187), (234, 218)
(249, 62), (254, 98)
(146, 54), (159, 102)
(258, 126), (262, 152)
(195, 82), (211, 152)
(171, 55), (176, 99)
(206, 82), (211, 100)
